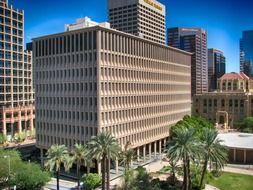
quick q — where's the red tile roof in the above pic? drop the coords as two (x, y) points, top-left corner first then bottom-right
(220, 72), (250, 80)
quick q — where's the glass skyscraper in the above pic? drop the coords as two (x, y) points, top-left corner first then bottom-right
(208, 49), (226, 91)
(240, 30), (253, 77)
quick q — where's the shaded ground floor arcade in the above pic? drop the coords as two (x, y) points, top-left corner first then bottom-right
(38, 137), (169, 175)
(0, 105), (35, 140)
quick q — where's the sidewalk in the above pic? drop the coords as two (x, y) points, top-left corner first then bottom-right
(224, 165), (253, 176)
(44, 178), (77, 190)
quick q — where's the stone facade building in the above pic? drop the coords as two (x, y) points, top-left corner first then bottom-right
(193, 72), (253, 128)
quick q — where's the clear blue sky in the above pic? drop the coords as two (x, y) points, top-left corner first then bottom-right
(11, 0), (253, 73)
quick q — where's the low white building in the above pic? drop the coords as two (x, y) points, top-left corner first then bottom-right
(65, 17), (110, 31)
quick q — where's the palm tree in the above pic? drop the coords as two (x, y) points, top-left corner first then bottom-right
(121, 149), (135, 171)
(88, 132), (121, 190)
(120, 141), (135, 171)
(167, 127), (201, 190)
(72, 144), (89, 190)
(45, 144), (71, 190)
(199, 128), (227, 189)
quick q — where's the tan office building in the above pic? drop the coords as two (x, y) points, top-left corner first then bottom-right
(0, 0), (34, 139)
(34, 22), (191, 163)
(108, 0), (166, 44)
(193, 72), (253, 128)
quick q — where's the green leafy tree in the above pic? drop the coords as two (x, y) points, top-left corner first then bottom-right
(45, 144), (71, 190)
(81, 173), (102, 190)
(0, 149), (22, 188)
(172, 116), (214, 138)
(0, 149), (49, 190)
(88, 132), (121, 190)
(11, 162), (50, 190)
(167, 127), (201, 190)
(199, 128), (227, 189)
(235, 117), (253, 133)
(72, 144), (89, 189)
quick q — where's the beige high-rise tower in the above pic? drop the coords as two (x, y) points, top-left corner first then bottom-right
(0, 0), (34, 139)
(108, 0), (166, 44)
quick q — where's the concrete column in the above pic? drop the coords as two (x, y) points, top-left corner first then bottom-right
(234, 148), (236, 162)
(30, 116), (34, 131)
(149, 143), (152, 160)
(2, 111), (7, 135)
(159, 140), (162, 160)
(137, 147), (140, 162)
(2, 119), (6, 136)
(164, 138), (166, 150)
(115, 158), (119, 174)
(18, 111), (22, 133)
(143, 146), (146, 161)
(244, 149), (247, 164)
(98, 161), (101, 175)
(40, 148), (44, 167)
(154, 141), (157, 158)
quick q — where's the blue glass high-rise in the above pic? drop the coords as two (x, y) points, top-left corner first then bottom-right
(240, 30), (253, 77)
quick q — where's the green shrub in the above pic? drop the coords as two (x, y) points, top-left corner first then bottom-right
(81, 173), (101, 190)
(14, 131), (26, 143)
(0, 133), (6, 145)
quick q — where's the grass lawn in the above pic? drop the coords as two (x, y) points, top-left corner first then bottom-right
(207, 172), (253, 190)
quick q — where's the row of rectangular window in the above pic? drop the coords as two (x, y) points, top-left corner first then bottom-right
(35, 31), (97, 57)
(37, 110), (97, 123)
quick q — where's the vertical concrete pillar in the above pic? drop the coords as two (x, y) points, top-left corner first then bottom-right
(234, 148), (236, 162)
(149, 143), (152, 160)
(137, 147), (140, 162)
(18, 110), (22, 133)
(98, 161), (101, 175)
(154, 141), (157, 158)
(30, 113), (34, 131)
(2, 111), (6, 135)
(244, 149), (247, 164)
(159, 140), (162, 160)
(143, 146), (146, 161)
(40, 148), (44, 167)
(115, 158), (119, 174)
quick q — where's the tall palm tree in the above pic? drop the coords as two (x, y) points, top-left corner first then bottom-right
(72, 144), (89, 190)
(45, 144), (71, 190)
(120, 149), (135, 171)
(120, 141), (135, 171)
(199, 128), (227, 189)
(167, 127), (201, 190)
(88, 132), (121, 190)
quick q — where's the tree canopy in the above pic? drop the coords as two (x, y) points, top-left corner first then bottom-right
(0, 149), (50, 189)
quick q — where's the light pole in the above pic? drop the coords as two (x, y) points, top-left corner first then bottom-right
(4, 155), (10, 190)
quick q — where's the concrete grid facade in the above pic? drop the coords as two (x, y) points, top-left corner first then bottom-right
(108, 0), (166, 44)
(34, 26), (191, 156)
(0, 0), (34, 138)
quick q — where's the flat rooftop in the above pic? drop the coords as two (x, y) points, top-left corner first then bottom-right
(218, 133), (253, 150)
